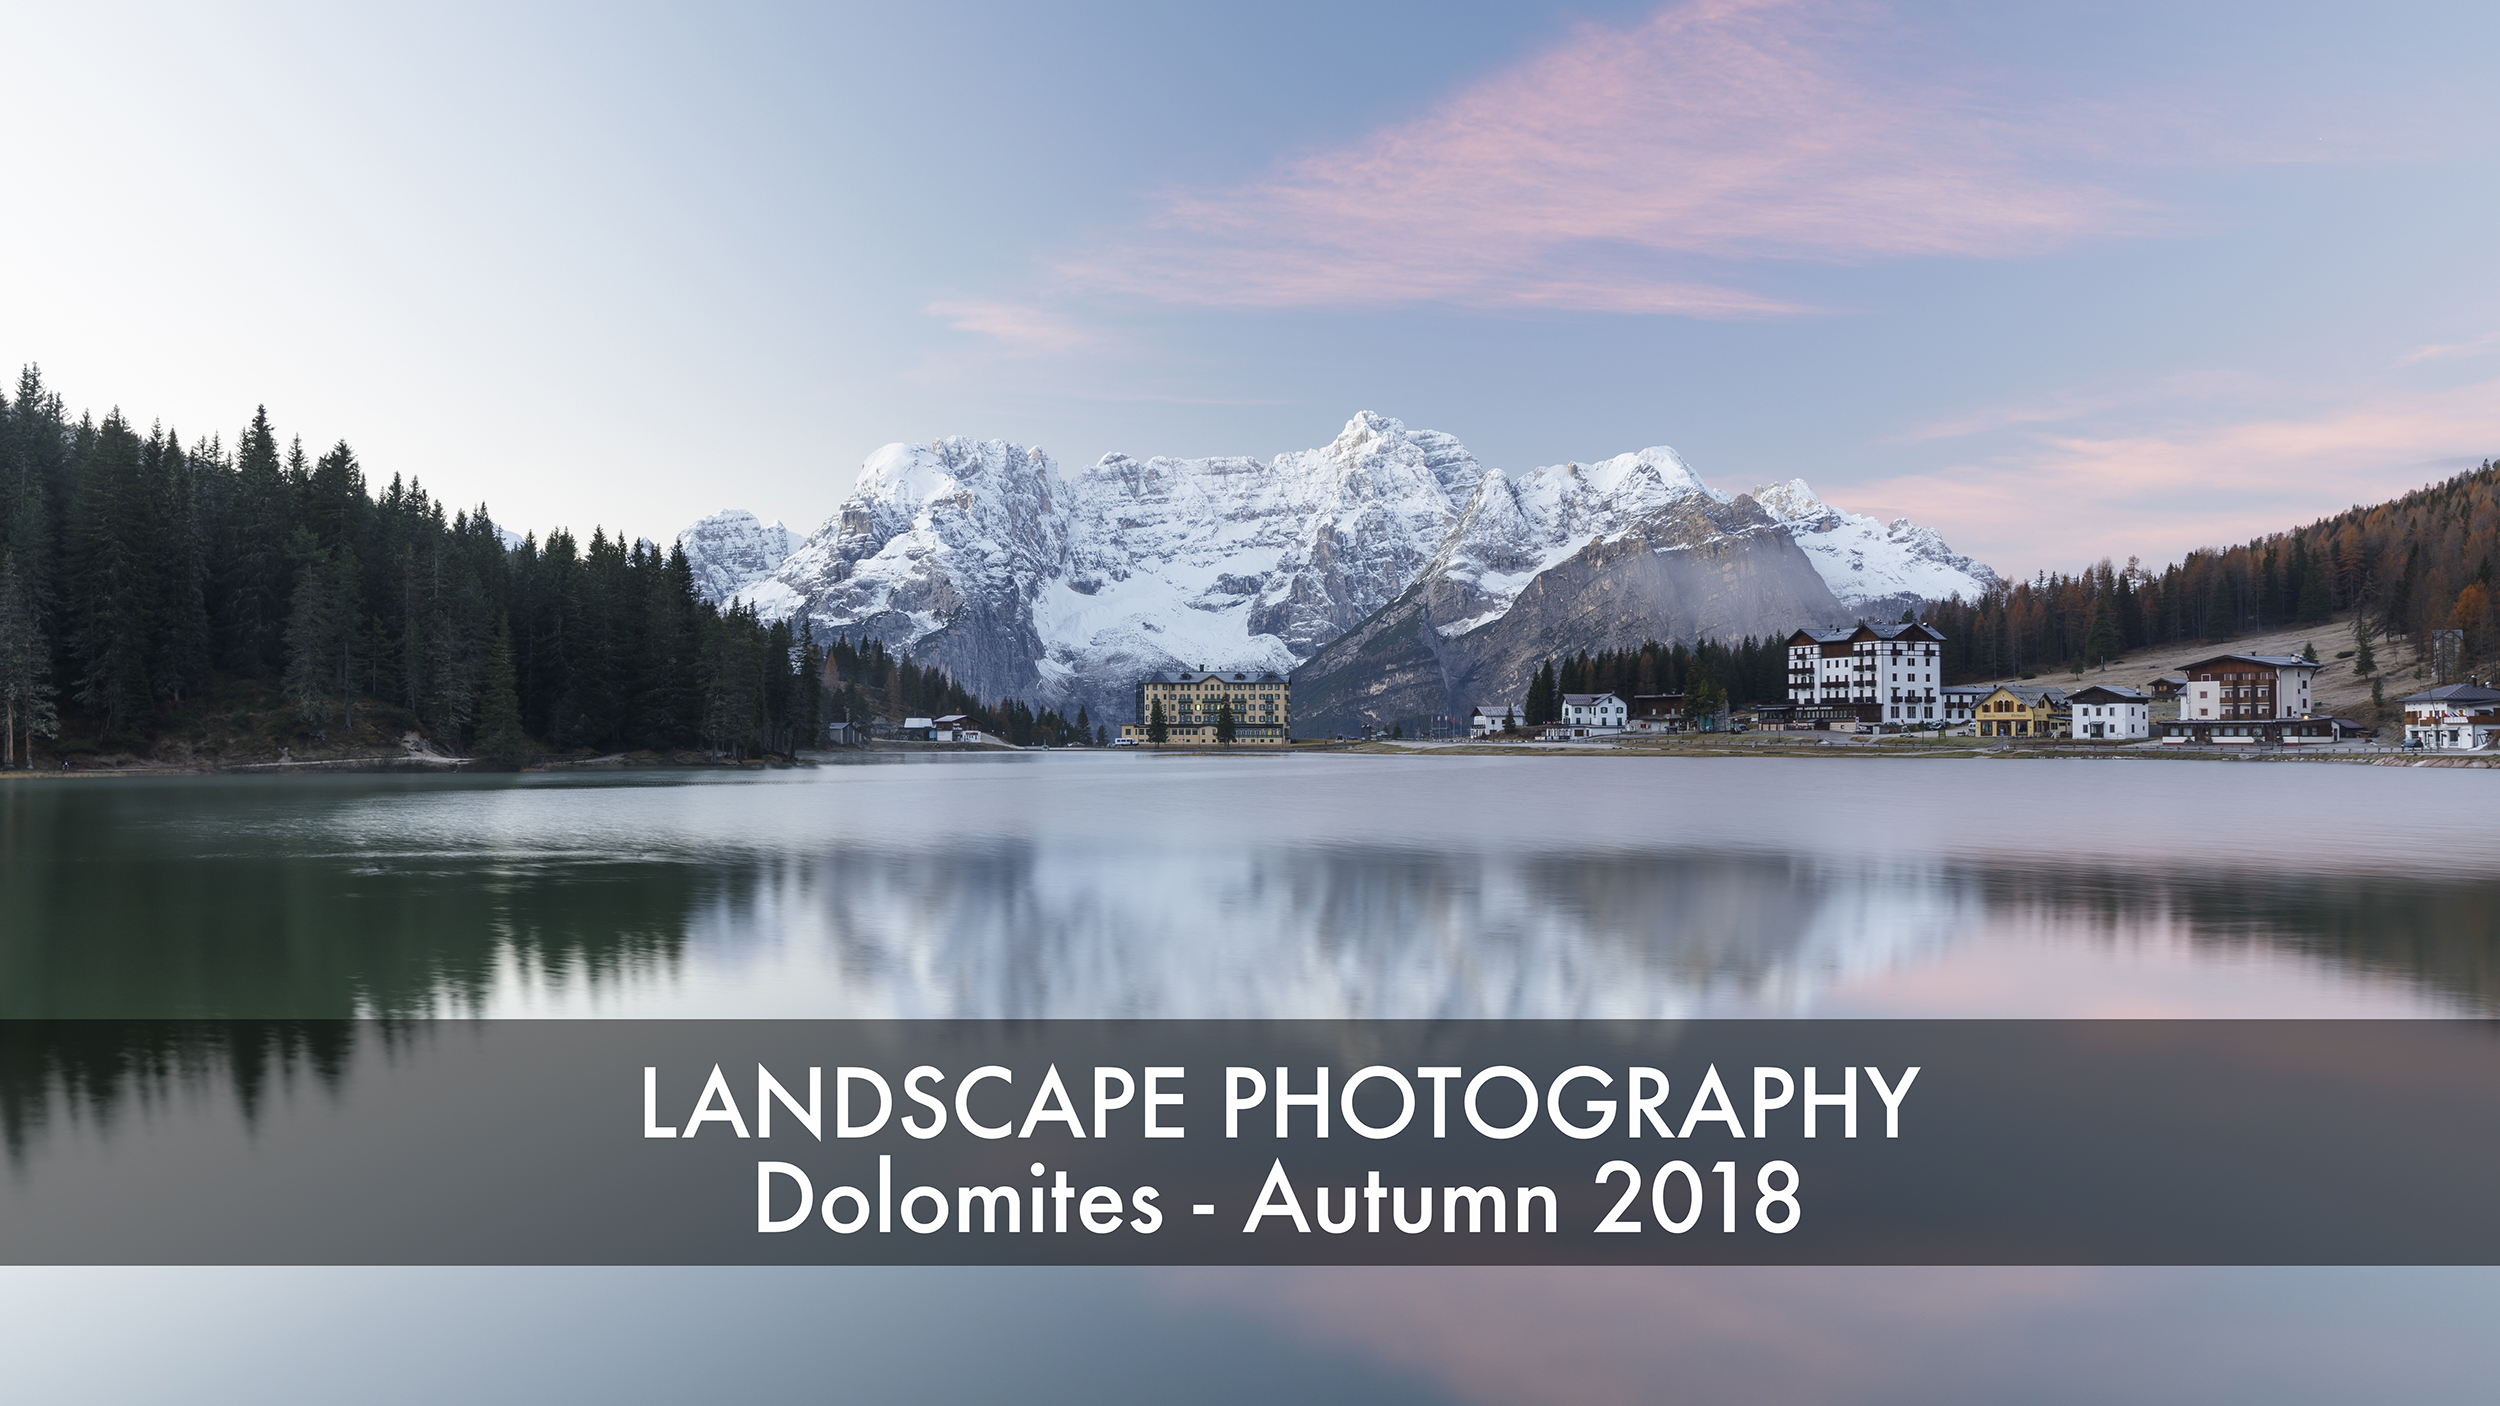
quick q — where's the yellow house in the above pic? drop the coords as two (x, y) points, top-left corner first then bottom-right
(1119, 668), (1293, 746)
(1972, 684), (2070, 739)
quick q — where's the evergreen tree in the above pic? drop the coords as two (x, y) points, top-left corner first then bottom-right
(1215, 698), (1236, 746)
(1147, 697), (1167, 744)
(67, 412), (158, 738)
(475, 617), (528, 769)
(2300, 640), (2319, 664)
(282, 545), (359, 730)
(0, 550), (58, 767)
(2354, 615), (2377, 675)
(2297, 549), (2333, 624)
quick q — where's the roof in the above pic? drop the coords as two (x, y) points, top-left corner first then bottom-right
(1140, 669), (1289, 684)
(933, 714), (972, 724)
(2068, 685), (2149, 703)
(1786, 627), (1855, 645)
(1560, 693), (1622, 705)
(1983, 684), (2070, 707)
(1858, 621), (1946, 642)
(903, 717), (934, 728)
(2151, 674), (2189, 684)
(2181, 653), (2319, 673)
(2397, 683), (2500, 706)
(1469, 703), (1520, 717)
(1939, 683), (1992, 695)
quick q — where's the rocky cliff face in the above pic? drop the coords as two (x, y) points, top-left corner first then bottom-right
(728, 413), (1997, 728)
(741, 413), (1481, 723)
(674, 510), (796, 605)
(1289, 462), (1851, 736)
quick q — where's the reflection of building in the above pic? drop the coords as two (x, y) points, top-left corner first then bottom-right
(2067, 684), (2150, 740)
(1785, 622), (1945, 727)
(1974, 685), (2068, 738)
(2399, 683), (2500, 749)
(1122, 668), (1293, 745)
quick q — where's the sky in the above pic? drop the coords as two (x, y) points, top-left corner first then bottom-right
(3, 0), (2496, 576)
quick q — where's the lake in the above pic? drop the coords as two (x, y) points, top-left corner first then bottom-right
(2, 755), (2495, 1403)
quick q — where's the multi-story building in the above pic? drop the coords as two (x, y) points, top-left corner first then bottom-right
(2398, 683), (2500, 750)
(1784, 622), (1946, 727)
(1555, 692), (1626, 735)
(1973, 684), (2069, 739)
(1121, 668), (1292, 745)
(1627, 694), (1686, 732)
(2067, 684), (2150, 740)
(1939, 683), (1990, 729)
(2154, 652), (2363, 745)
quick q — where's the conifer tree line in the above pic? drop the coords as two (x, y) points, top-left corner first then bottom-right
(1519, 639), (1786, 720)
(1921, 457), (2500, 683)
(818, 634), (1098, 747)
(0, 367), (1094, 765)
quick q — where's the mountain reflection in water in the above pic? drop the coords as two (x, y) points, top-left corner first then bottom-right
(2, 755), (2492, 1022)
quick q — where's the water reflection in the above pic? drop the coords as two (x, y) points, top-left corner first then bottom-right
(2, 758), (2493, 1021)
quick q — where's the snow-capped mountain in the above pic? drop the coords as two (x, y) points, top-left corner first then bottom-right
(741, 413), (1486, 719)
(730, 413), (1999, 724)
(1749, 479), (1999, 619)
(675, 510), (796, 605)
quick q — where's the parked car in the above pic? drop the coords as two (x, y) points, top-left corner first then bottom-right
(2400, 737), (2424, 750)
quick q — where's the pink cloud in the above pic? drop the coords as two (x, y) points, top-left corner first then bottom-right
(924, 298), (1096, 355)
(2401, 331), (2500, 365)
(1062, 0), (2145, 316)
(1852, 376), (2500, 575)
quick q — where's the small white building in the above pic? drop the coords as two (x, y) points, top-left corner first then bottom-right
(1469, 703), (1521, 738)
(1557, 692), (1626, 736)
(2399, 683), (2500, 750)
(2066, 684), (2150, 740)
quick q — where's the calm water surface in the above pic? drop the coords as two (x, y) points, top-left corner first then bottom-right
(3, 754), (2495, 1405)
(2, 753), (2491, 1019)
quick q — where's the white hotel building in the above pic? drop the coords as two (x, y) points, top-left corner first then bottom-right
(1783, 622), (1946, 728)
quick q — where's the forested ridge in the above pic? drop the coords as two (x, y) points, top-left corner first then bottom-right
(1513, 458), (2500, 717)
(1923, 457), (2500, 685)
(0, 368), (1090, 768)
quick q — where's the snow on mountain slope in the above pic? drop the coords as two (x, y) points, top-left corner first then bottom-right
(1749, 479), (2000, 613)
(729, 414), (2000, 721)
(1428, 446), (1743, 639)
(744, 413), (1477, 718)
(675, 510), (796, 605)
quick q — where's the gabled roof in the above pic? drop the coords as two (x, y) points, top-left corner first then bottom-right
(2398, 682), (2500, 706)
(1786, 627), (1855, 645)
(1856, 621), (1946, 642)
(1560, 692), (1621, 705)
(1982, 684), (2069, 707)
(2181, 653), (2318, 673)
(2068, 685), (2148, 704)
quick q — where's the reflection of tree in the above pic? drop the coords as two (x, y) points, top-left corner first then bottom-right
(1960, 864), (2500, 1012)
(0, 782), (703, 1018)
(0, 1020), (359, 1165)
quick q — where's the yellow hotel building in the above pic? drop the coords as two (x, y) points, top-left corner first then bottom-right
(1121, 669), (1293, 745)
(1973, 684), (2070, 739)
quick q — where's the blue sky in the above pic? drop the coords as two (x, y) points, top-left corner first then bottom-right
(4, 0), (2495, 574)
